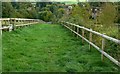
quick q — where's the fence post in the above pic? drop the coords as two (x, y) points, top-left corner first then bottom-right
(101, 35), (105, 62)
(62, 22), (65, 27)
(77, 27), (79, 38)
(19, 20), (21, 28)
(72, 25), (74, 36)
(70, 24), (72, 34)
(22, 20), (24, 24)
(8, 19), (11, 32)
(8, 20), (10, 26)
(21, 20), (22, 24)
(13, 19), (16, 30)
(82, 29), (84, 44)
(9, 19), (13, 31)
(89, 28), (92, 51)
(4, 20), (7, 26)
(66, 23), (68, 27)
(18, 20), (19, 25)
(68, 23), (70, 28)
(74, 26), (76, 36)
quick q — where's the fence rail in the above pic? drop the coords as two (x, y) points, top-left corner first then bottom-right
(61, 21), (120, 67)
(0, 18), (40, 31)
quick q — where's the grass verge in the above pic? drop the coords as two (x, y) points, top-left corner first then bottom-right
(2, 23), (119, 72)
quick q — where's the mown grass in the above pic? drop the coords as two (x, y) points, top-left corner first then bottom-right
(2, 24), (119, 72)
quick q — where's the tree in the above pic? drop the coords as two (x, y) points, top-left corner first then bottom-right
(2, 2), (15, 18)
(116, 2), (120, 23)
(27, 7), (38, 19)
(38, 10), (53, 22)
(57, 8), (65, 19)
(98, 3), (117, 27)
(68, 4), (91, 27)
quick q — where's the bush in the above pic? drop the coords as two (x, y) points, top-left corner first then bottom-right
(38, 10), (53, 22)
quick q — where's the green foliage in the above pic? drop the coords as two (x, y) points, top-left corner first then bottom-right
(116, 2), (120, 23)
(39, 10), (53, 22)
(2, 2), (15, 18)
(2, 2), (38, 19)
(2, 2), (120, 72)
(27, 7), (38, 19)
(41, 7), (50, 11)
(2, 2), (65, 22)
(59, 3), (119, 61)
(67, 4), (90, 27)
(98, 3), (117, 27)
(70, 5), (84, 25)
(17, 9), (29, 18)
(57, 8), (65, 18)
(89, 2), (102, 7)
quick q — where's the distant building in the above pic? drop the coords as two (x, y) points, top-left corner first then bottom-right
(31, 2), (36, 7)
(91, 7), (101, 19)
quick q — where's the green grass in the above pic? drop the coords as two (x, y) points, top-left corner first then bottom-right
(2, 24), (119, 72)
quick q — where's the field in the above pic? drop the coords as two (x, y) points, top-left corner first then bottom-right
(2, 24), (119, 72)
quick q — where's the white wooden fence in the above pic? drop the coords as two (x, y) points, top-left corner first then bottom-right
(61, 21), (120, 67)
(0, 18), (40, 31)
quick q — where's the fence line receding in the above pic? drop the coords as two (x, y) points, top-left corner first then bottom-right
(61, 21), (120, 67)
(0, 18), (40, 31)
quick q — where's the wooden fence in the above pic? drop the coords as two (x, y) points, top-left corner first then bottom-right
(61, 21), (120, 67)
(0, 18), (40, 31)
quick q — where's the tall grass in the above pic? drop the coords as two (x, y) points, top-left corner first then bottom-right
(2, 24), (119, 72)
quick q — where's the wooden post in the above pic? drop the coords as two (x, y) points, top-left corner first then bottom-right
(22, 20), (24, 24)
(27, 20), (29, 24)
(23, 20), (24, 24)
(18, 20), (20, 28)
(21, 20), (22, 24)
(72, 25), (74, 36)
(77, 27), (79, 38)
(17, 20), (19, 25)
(74, 26), (76, 36)
(29, 20), (31, 24)
(26, 20), (28, 25)
(8, 20), (11, 32)
(101, 36), (105, 62)
(9, 19), (12, 31)
(4, 20), (7, 26)
(9, 19), (13, 32)
(68, 23), (70, 28)
(24, 20), (26, 26)
(7, 20), (9, 26)
(89, 29), (92, 51)
(71, 24), (72, 34)
(25, 20), (27, 26)
(82, 29), (84, 44)
(13, 19), (16, 30)
(66, 23), (68, 27)
(21, 20), (23, 24)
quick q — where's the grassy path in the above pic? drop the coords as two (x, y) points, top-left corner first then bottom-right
(2, 24), (118, 72)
